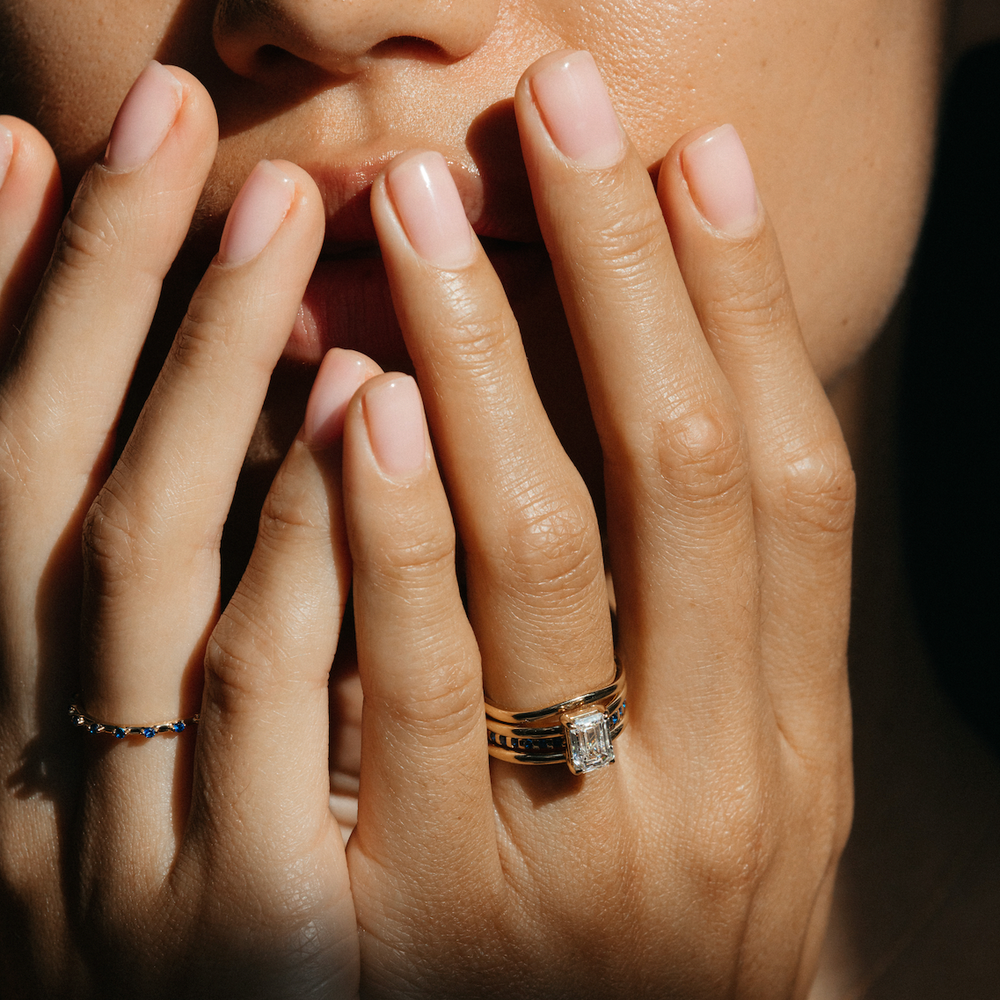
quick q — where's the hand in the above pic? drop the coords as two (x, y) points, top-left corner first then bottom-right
(0, 64), (359, 997)
(334, 51), (855, 998)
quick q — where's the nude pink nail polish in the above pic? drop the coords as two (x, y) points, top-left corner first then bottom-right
(0, 126), (13, 189)
(385, 151), (474, 269)
(305, 349), (374, 448)
(218, 160), (294, 265)
(680, 124), (759, 237)
(104, 61), (183, 173)
(530, 51), (624, 168)
(363, 376), (427, 476)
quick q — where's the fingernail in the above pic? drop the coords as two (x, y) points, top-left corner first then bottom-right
(680, 124), (759, 237)
(530, 51), (624, 168)
(385, 151), (473, 269)
(305, 349), (374, 448)
(104, 61), (183, 173)
(218, 160), (294, 265)
(363, 376), (426, 476)
(0, 126), (13, 189)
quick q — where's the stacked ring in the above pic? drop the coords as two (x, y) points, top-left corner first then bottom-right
(484, 661), (627, 774)
(69, 699), (200, 739)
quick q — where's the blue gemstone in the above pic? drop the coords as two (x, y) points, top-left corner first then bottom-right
(142, 728), (155, 738)
(88, 723), (100, 734)
(172, 721), (185, 733)
(114, 728), (126, 739)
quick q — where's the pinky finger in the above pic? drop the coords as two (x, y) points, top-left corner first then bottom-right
(0, 118), (62, 361)
(185, 355), (376, 869)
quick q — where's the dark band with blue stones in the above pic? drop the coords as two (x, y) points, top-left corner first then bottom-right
(69, 699), (199, 739)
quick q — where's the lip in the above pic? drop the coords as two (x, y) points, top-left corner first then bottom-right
(284, 149), (547, 368)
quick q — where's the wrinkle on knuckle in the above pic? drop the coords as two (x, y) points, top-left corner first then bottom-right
(381, 657), (483, 740)
(705, 254), (794, 337)
(655, 403), (749, 503)
(81, 480), (148, 592)
(359, 520), (456, 592)
(499, 491), (600, 593)
(574, 200), (667, 284)
(204, 617), (283, 706)
(257, 486), (326, 544)
(769, 439), (856, 538)
(426, 306), (514, 377)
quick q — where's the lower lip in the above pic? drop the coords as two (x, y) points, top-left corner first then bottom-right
(285, 256), (408, 370)
(284, 243), (553, 370)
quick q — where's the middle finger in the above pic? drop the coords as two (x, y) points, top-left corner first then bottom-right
(370, 150), (614, 713)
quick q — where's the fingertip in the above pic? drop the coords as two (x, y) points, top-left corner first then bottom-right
(358, 373), (428, 478)
(662, 124), (762, 240)
(304, 348), (383, 449)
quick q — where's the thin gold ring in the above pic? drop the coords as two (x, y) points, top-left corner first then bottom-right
(69, 698), (199, 739)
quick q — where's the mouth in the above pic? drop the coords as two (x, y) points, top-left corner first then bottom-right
(283, 153), (548, 369)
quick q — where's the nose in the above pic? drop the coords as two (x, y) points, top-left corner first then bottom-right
(214, 0), (501, 78)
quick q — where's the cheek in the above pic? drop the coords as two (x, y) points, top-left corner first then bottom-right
(0, 0), (178, 182)
(579, 0), (942, 383)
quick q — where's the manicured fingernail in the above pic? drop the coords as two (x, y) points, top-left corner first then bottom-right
(363, 376), (426, 476)
(305, 349), (374, 448)
(218, 160), (294, 265)
(0, 126), (13, 189)
(385, 151), (474, 269)
(104, 61), (183, 172)
(680, 124), (759, 237)
(530, 51), (624, 168)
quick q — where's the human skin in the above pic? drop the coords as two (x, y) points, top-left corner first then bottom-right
(0, 1), (943, 998)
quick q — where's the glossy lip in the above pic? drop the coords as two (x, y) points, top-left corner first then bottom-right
(284, 149), (548, 368)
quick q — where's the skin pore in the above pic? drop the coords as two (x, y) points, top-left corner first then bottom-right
(5, 0), (999, 997)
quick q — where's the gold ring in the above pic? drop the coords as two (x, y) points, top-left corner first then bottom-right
(484, 661), (626, 774)
(69, 698), (199, 739)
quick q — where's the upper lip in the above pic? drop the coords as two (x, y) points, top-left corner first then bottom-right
(302, 146), (543, 256)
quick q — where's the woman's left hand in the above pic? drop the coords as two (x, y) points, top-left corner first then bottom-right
(334, 51), (856, 998)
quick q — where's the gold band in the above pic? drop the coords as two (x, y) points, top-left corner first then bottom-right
(485, 662), (626, 774)
(69, 699), (199, 739)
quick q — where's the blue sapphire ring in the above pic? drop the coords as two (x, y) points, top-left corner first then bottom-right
(69, 698), (200, 740)
(484, 661), (626, 775)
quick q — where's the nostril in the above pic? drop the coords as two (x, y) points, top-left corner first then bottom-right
(369, 35), (449, 63)
(257, 44), (295, 70)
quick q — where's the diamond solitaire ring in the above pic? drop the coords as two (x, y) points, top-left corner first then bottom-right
(484, 662), (627, 774)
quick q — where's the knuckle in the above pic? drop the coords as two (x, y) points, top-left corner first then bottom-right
(81, 477), (148, 593)
(687, 774), (773, 903)
(382, 654), (484, 739)
(579, 198), (668, 285)
(427, 298), (514, 376)
(359, 514), (457, 592)
(704, 252), (794, 337)
(654, 401), (749, 502)
(204, 616), (282, 706)
(499, 489), (600, 594)
(52, 181), (125, 278)
(172, 297), (236, 371)
(770, 438), (856, 537)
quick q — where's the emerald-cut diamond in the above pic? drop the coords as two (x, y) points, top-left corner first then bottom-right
(562, 708), (615, 774)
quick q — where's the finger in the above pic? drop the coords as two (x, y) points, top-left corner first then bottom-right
(0, 117), (62, 362)
(340, 372), (499, 895)
(0, 63), (217, 552)
(659, 125), (854, 748)
(82, 160), (324, 722)
(78, 161), (323, 875)
(370, 150), (613, 713)
(514, 52), (762, 742)
(185, 418), (357, 934)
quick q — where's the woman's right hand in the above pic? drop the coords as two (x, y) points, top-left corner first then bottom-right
(0, 64), (361, 997)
